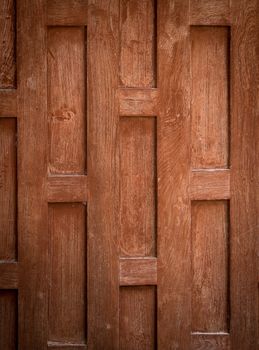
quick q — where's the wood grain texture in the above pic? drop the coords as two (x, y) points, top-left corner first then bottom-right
(48, 203), (86, 344)
(17, 0), (48, 347)
(190, 170), (230, 200)
(119, 88), (158, 116)
(157, 0), (191, 348)
(47, 0), (87, 26)
(87, 1), (120, 348)
(0, 291), (17, 350)
(191, 333), (230, 350)
(0, 118), (16, 260)
(0, 262), (18, 289)
(47, 175), (87, 202)
(120, 117), (156, 257)
(0, 90), (17, 116)
(0, 0), (16, 88)
(48, 343), (87, 350)
(192, 201), (229, 332)
(191, 26), (229, 169)
(120, 257), (157, 286)
(230, 1), (259, 348)
(48, 26), (86, 175)
(120, 0), (156, 88)
(190, 0), (230, 25)
(119, 286), (156, 349)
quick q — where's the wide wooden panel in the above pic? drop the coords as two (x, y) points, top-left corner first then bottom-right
(48, 203), (86, 344)
(0, 290), (17, 350)
(120, 0), (156, 88)
(191, 26), (229, 169)
(0, 0), (16, 88)
(119, 286), (156, 349)
(0, 118), (16, 260)
(192, 201), (229, 332)
(190, 0), (230, 25)
(120, 117), (156, 257)
(48, 27), (86, 175)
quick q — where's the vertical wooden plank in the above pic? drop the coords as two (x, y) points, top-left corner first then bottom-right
(0, 291), (17, 350)
(191, 201), (229, 332)
(191, 26), (229, 169)
(48, 203), (86, 344)
(119, 117), (156, 257)
(119, 286), (156, 349)
(17, 0), (48, 348)
(120, 0), (156, 88)
(47, 26), (86, 175)
(87, 1), (119, 349)
(0, 0), (16, 88)
(0, 118), (17, 261)
(157, 1), (191, 349)
(230, 1), (258, 349)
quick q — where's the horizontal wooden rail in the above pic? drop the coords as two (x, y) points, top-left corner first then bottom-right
(191, 332), (230, 350)
(0, 262), (18, 289)
(0, 90), (17, 117)
(190, 1), (231, 25)
(47, 175), (87, 202)
(119, 88), (158, 117)
(47, 341), (87, 349)
(120, 257), (157, 286)
(190, 169), (230, 200)
(47, 0), (88, 26)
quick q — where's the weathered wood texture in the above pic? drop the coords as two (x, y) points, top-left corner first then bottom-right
(17, 0), (48, 347)
(47, 0), (87, 26)
(191, 26), (229, 169)
(120, 258), (157, 286)
(119, 88), (158, 116)
(0, 0), (16, 88)
(47, 176), (87, 202)
(190, 0), (230, 25)
(191, 333), (230, 350)
(87, 1), (120, 348)
(119, 286), (156, 350)
(157, 0), (191, 348)
(48, 26), (86, 175)
(48, 203), (86, 344)
(120, 0), (156, 87)
(0, 290), (17, 350)
(120, 117), (156, 257)
(0, 118), (17, 261)
(230, 1), (258, 349)
(192, 201), (229, 332)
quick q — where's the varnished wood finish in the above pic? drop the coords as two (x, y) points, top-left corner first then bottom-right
(0, 118), (17, 260)
(0, 0), (16, 88)
(17, 0), (48, 348)
(230, 1), (258, 349)
(0, 90), (16, 116)
(120, 258), (157, 286)
(157, 1), (191, 348)
(47, 0), (87, 26)
(87, 1), (119, 348)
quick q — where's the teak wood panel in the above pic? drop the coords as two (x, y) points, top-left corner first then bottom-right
(0, 0), (258, 349)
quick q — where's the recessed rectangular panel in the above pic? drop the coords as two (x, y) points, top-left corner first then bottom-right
(0, 119), (17, 260)
(48, 27), (86, 174)
(48, 203), (86, 343)
(191, 200), (229, 332)
(0, 0), (16, 88)
(120, 286), (156, 349)
(120, 0), (156, 87)
(120, 117), (156, 257)
(191, 27), (229, 169)
(0, 290), (17, 350)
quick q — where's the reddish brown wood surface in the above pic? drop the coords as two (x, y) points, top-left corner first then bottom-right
(0, 0), (258, 349)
